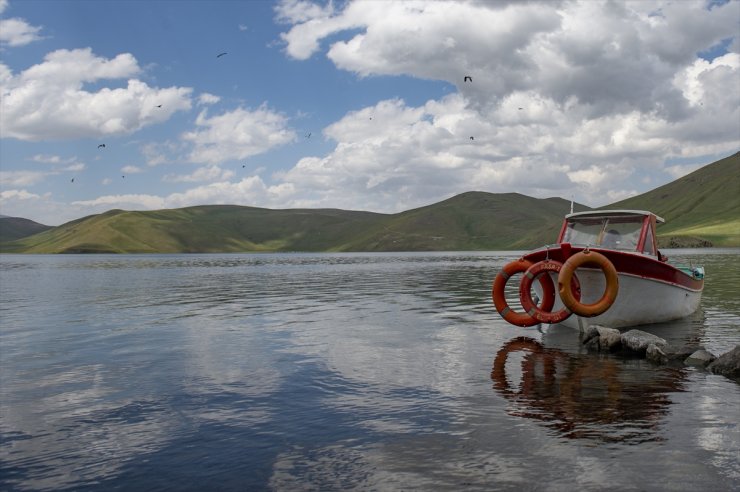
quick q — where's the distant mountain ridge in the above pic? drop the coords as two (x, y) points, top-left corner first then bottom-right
(0, 194), (590, 253)
(1, 152), (737, 253)
(0, 216), (52, 243)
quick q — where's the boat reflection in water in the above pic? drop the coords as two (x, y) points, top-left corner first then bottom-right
(491, 337), (688, 443)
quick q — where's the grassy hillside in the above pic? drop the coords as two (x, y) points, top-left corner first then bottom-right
(342, 192), (589, 251)
(0, 216), (52, 242)
(2, 205), (386, 253)
(605, 152), (739, 247)
(2, 151), (737, 253)
(0, 194), (590, 253)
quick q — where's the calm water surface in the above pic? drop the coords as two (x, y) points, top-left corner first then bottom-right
(1, 250), (738, 491)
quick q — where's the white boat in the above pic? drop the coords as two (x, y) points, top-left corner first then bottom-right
(492, 210), (705, 329)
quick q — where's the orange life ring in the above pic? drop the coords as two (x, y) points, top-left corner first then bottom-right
(519, 259), (581, 324)
(558, 250), (618, 317)
(492, 259), (555, 327)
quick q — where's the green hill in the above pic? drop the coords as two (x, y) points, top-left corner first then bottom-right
(0, 216), (52, 243)
(2, 151), (737, 253)
(604, 151), (739, 247)
(0, 194), (590, 253)
(342, 192), (590, 251)
(1, 206), (386, 254)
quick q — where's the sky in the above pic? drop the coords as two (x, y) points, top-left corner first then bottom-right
(0, 0), (738, 226)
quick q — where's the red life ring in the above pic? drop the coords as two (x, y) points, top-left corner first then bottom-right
(558, 250), (618, 317)
(492, 259), (555, 327)
(519, 259), (581, 324)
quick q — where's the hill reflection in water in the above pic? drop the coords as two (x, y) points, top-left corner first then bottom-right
(1, 251), (737, 491)
(492, 337), (688, 443)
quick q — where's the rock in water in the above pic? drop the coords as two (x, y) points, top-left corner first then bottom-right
(596, 326), (622, 352)
(646, 343), (668, 365)
(707, 346), (740, 380)
(684, 349), (716, 367)
(582, 325), (622, 352)
(621, 329), (667, 354)
(582, 326), (600, 344)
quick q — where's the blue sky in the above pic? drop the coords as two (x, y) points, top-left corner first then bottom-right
(1, 0), (738, 225)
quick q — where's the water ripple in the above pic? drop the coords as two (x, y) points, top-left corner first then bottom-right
(1, 251), (738, 491)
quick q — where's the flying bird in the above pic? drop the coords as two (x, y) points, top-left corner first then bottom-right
(305, 132), (311, 138)
(470, 136), (474, 140)
(464, 76), (472, 82)
(217, 52), (228, 58)
(71, 178), (75, 183)
(518, 107), (523, 110)
(98, 144), (106, 148)
(156, 104), (162, 108)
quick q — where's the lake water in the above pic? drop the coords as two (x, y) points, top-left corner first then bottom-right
(1, 250), (738, 491)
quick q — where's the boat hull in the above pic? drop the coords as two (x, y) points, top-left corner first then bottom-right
(522, 247), (703, 329)
(544, 269), (702, 329)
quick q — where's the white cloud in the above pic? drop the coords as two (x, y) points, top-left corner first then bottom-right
(198, 92), (221, 105)
(0, 188), (41, 201)
(669, 52), (740, 145)
(268, 0), (740, 209)
(272, 79), (735, 211)
(163, 176), (275, 208)
(276, 0), (335, 25)
(5, 0), (739, 226)
(279, 0), (739, 120)
(27, 154), (85, 171)
(73, 77), (720, 218)
(0, 189), (56, 224)
(121, 165), (144, 174)
(182, 105), (296, 164)
(31, 154), (66, 164)
(0, 170), (47, 187)
(61, 163), (85, 172)
(72, 193), (166, 209)
(58, 176), (293, 222)
(0, 48), (192, 141)
(163, 165), (235, 183)
(0, 17), (42, 46)
(0, 157), (83, 187)
(0, 1), (43, 47)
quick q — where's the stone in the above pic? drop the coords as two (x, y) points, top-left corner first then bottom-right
(621, 329), (667, 354)
(646, 343), (668, 365)
(663, 344), (701, 363)
(707, 346), (740, 380)
(646, 344), (705, 366)
(684, 349), (716, 367)
(596, 326), (622, 352)
(583, 335), (600, 352)
(581, 325), (622, 352)
(582, 326), (600, 345)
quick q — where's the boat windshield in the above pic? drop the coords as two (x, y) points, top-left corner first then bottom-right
(561, 215), (644, 251)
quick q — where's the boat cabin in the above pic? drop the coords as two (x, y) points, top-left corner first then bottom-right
(557, 210), (664, 256)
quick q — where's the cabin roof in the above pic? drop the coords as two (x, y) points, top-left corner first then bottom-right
(565, 209), (665, 224)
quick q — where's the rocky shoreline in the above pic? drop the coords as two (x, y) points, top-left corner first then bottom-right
(582, 325), (740, 382)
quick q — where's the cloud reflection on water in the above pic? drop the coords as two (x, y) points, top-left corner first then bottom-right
(1, 251), (738, 490)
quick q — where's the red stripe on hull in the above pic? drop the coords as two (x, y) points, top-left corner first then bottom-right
(522, 246), (703, 291)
